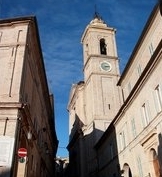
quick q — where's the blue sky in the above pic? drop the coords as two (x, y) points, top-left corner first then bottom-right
(1, 0), (157, 157)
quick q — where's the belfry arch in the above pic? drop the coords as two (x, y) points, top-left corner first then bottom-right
(100, 38), (107, 55)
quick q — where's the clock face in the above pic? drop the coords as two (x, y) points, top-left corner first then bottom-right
(100, 61), (111, 71)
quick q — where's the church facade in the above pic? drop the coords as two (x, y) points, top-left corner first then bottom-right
(67, 3), (162, 177)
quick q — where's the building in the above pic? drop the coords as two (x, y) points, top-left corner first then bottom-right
(67, 11), (122, 177)
(0, 16), (58, 177)
(67, 3), (162, 177)
(113, 4), (162, 177)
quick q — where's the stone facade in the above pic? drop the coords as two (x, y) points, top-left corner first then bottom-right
(115, 4), (162, 177)
(67, 13), (122, 177)
(95, 4), (162, 177)
(67, 3), (162, 177)
(0, 16), (58, 177)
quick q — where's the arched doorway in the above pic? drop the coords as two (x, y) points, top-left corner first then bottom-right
(122, 163), (132, 177)
(150, 148), (160, 177)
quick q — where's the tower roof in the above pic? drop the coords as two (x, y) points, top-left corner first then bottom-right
(81, 9), (115, 43)
(89, 10), (107, 27)
(93, 10), (102, 20)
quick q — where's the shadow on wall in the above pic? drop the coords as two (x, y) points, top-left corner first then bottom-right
(66, 113), (121, 177)
(66, 114), (89, 177)
(94, 124), (121, 177)
(0, 167), (10, 177)
(158, 133), (162, 175)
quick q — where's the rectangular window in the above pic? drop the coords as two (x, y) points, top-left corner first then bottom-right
(122, 89), (125, 102)
(131, 118), (137, 138)
(128, 82), (132, 94)
(137, 64), (142, 77)
(141, 103), (150, 127)
(137, 156), (143, 177)
(118, 134), (122, 152)
(155, 85), (162, 112)
(119, 131), (126, 150)
(149, 43), (154, 56)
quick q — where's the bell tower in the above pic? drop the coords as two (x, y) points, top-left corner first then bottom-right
(81, 12), (121, 138)
(67, 12), (122, 177)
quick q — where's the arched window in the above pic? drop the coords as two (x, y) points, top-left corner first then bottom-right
(150, 148), (160, 177)
(122, 163), (132, 177)
(100, 38), (107, 55)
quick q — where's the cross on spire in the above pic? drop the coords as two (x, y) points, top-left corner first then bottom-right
(94, 5), (102, 20)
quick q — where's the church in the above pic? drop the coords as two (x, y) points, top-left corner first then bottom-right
(67, 3), (162, 177)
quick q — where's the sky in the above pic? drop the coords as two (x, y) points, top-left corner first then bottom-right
(1, 0), (157, 157)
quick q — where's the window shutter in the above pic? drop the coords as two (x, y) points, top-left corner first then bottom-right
(140, 107), (145, 128)
(153, 90), (159, 113)
(146, 100), (151, 121)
